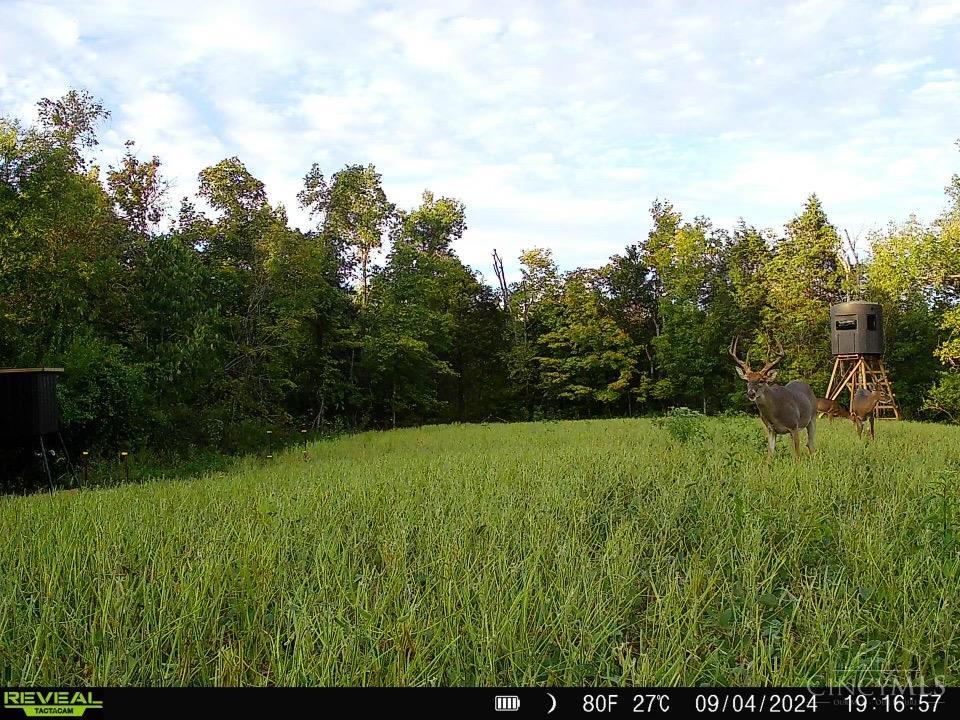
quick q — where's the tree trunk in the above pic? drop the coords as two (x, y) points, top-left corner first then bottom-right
(457, 345), (466, 422)
(361, 246), (369, 307)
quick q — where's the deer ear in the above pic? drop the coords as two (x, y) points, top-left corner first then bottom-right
(765, 369), (778, 381)
(735, 366), (748, 380)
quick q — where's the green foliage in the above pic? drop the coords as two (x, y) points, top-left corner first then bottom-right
(299, 162), (394, 302)
(642, 202), (734, 413)
(865, 219), (949, 416)
(936, 306), (960, 369)
(725, 221), (772, 338)
(106, 142), (167, 240)
(925, 372), (960, 423)
(393, 189), (466, 255)
(198, 156), (267, 218)
(762, 194), (843, 390)
(536, 269), (638, 412)
(3, 90), (960, 470)
(54, 333), (148, 448)
(654, 406), (709, 443)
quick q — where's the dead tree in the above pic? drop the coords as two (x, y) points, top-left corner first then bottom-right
(492, 249), (510, 313)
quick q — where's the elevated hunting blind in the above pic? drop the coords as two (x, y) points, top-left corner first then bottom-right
(823, 303), (900, 419)
(830, 302), (884, 356)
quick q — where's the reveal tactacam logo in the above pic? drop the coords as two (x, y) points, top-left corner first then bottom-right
(3, 692), (103, 717)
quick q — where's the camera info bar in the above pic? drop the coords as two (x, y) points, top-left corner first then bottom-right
(0, 686), (951, 718)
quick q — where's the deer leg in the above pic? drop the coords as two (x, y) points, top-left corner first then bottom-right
(806, 419), (816, 455)
(790, 429), (802, 461)
(766, 428), (777, 460)
(869, 415), (875, 441)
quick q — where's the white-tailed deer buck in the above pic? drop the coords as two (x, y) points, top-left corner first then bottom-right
(849, 388), (889, 440)
(729, 337), (817, 460)
(816, 397), (850, 421)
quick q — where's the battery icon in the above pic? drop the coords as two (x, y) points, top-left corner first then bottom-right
(495, 695), (520, 711)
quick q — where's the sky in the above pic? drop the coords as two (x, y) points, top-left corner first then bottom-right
(1, 0), (959, 278)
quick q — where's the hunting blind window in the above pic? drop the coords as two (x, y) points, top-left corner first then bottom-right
(836, 319), (857, 330)
(867, 314), (877, 331)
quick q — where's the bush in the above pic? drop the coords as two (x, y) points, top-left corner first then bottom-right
(53, 333), (148, 450)
(654, 406), (709, 443)
(925, 371), (960, 423)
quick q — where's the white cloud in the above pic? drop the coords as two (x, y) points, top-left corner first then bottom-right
(873, 57), (933, 76)
(911, 79), (960, 99)
(449, 16), (502, 37)
(35, 5), (80, 48)
(925, 68), (959, 80)
(918, 2), (960, 24)
(879, 3), (911, 18)
(1, 0), (958, 275)
(508, 17), (541, 37)
(100, 91), (224, 202)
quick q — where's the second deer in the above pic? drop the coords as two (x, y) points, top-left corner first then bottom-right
(849, 388), (890, 440)
(816, 397), (850, 421)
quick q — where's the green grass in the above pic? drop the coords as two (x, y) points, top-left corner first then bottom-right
(2, 417), (959, 686)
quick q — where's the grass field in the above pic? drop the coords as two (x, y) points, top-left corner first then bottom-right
(2, 416), (959, 686)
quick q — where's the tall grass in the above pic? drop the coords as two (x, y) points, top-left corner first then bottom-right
(1, 417), (958, 686)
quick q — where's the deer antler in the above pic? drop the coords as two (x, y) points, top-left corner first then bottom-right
(759, 338), (785, 374)
(728, 336), (752, 372)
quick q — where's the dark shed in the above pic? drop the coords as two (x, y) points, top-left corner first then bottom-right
(830, 302), (884, 356)
(0, 368), (64, 438)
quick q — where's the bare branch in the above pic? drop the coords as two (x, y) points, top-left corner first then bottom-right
(492, 249), (510, 313)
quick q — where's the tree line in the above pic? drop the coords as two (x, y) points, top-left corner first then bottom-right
(2, 91), (959, 454)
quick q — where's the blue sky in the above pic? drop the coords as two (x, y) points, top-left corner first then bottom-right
(2, 0), (959, 278)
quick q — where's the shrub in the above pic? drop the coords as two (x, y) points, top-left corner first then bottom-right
(54, 333), (148, 449)
(654, 406), (709, 443)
